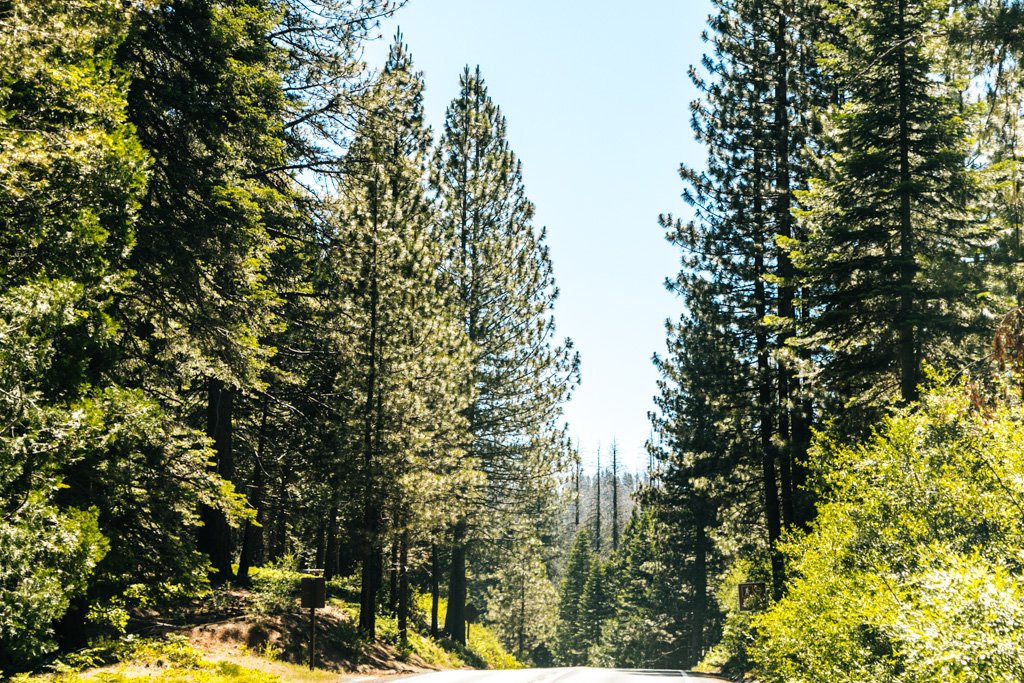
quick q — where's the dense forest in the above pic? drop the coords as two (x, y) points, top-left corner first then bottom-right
(5, 0), (1024, 681)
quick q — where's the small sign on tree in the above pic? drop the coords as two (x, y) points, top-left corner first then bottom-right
(738, 582), (766, 612)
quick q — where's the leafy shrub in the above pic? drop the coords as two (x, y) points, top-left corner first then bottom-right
(0, 500), (107, 675)
(753, 381), (1024, 683)
(248, 560), (305, 615)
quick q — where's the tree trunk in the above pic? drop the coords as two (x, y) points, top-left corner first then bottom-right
(574, 457), (581, 528)
(324, 503), (340, 581)
(267, 464), (290, 562)
(688, 522), (709, 667)
(198, 377), (235, 584)
(594, 448), (602, 552)
(237, 398), (269, 584)
(430, 543), (440, 637)
(611, 444), (619, 551)
(398, 530), (410, 648)
(518, 566), (526, 660)
(359, 179), (381, 638)
(753, 139), (785, 599)
(389, 539), (399, 613)
(897, 0), (918, 404)
(443, 519), (468, 644)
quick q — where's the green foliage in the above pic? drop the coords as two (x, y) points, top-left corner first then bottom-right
(432, 64), (579, 644)
(554, 530), (592, 665)
(598, 510), (685, 669)
(0, 502), (107, 673)
(753, 380), (1024, 682)
(790, 0), (987, 415)
(484, 538), (558, 664)
(248, 563), (306, 615)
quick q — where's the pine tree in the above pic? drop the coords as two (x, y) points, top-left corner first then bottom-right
(113, 0), (295, 584)
(432, 66), (579, 644)
(333, 38), (472, 638)
(577, 560), (613, 664)
(555, 530), (593, 665)
(790, 0), (986, 420)
(486, 537), (558, 664)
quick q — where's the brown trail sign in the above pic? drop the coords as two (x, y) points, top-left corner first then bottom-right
(301, 573), (326, 669)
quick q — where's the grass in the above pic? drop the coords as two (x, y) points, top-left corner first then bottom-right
(10, 638), (335, 683)
(412, 593), (523, 670)
(17, 569), (523, 682)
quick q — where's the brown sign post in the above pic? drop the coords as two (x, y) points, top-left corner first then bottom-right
(738, 582), (766, 612)
(301, 574), (326, 669)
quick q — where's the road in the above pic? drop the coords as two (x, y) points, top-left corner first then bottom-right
(395, 669), (723, 682)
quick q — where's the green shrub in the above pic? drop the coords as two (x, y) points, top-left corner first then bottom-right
(248, 560), (306, 615)
(753, 382), (1024, 683)
(0, 501), (107, 675)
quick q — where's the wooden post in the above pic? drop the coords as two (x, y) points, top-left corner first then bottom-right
(309, 606), (316, 670)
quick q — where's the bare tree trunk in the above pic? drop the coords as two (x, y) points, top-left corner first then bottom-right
(398, 529), (410, 648)
(443, 519), (468, 644)
(430, 542), (440, 637)
(198, 377), (235, 584)
(611, 443), (620, 551)
(594, 447), (602, 552)
(237, 398), (269, 585)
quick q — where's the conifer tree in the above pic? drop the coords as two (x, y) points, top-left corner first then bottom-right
(432, 66), (579, 644)
(577, 560), (613, 664)
(114, 0), (296, 584)
(555, 530), (593, 665)
(790, 0), (986, 418)
(335, 38), (472, 638)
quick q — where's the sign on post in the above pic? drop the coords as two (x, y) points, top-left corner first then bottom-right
(738, 582), (766, 612)
(464, 603), (479, 642)
(301, 574), (326, 669)
(300, 576), (326, 609)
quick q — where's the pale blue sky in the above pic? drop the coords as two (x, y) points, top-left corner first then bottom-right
(368, 0), (712, 472)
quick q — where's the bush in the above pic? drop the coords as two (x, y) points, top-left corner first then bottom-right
(248, 560), (306, 615)
(753, 381), (1024, 683)
(0, 500), (107, 675)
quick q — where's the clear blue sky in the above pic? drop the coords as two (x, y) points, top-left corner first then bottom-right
(367, 0), (713, 473)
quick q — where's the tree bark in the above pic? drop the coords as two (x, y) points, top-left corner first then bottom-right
(753, 137), (785, 599)
(198, 377), (235, 584)
(688, 522), (709, 667)
(430, 542), (440, 637)
(324, 503), (340, 581)
(398, 529), (410, 648)
(359, 179), (381, 638)
(897, 0), (918, 404)
(389, 539), (399, 613)
(443, 519), (468, 644)
(236, 402), (267, 584)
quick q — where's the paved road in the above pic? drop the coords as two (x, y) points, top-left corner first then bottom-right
(396, 669), (723, 682)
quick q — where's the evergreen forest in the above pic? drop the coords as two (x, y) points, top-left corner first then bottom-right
(4, 0), (1024, 681)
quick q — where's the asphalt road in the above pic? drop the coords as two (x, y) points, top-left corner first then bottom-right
(396, 669), (722, 682)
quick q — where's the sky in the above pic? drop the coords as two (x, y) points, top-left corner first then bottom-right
(366, 0), (713, 473)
